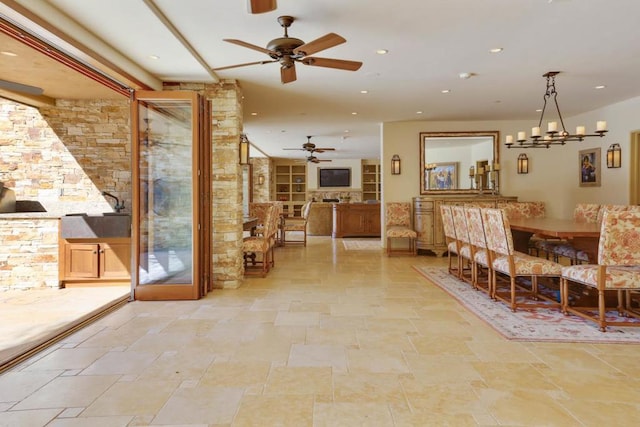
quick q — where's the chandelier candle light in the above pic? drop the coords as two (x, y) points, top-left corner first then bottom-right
(505, 72), (608, 149)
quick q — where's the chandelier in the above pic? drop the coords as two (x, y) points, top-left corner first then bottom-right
(505, 72), (608, 149)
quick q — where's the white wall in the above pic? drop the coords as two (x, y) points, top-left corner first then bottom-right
(381, 95), (640, 219)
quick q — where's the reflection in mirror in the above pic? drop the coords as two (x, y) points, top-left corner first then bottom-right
(419, 131), (500, 195)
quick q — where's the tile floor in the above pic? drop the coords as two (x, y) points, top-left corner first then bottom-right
(1, 236), (640, 426)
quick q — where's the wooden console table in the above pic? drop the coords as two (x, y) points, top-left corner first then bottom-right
(332, 203), (381, 238)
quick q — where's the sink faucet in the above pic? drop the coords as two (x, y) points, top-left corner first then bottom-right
(102, 191), (125, 213)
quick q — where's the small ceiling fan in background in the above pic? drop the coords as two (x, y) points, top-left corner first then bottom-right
(213, 15), (362, 84)
(248, 0), (277, 14)
(284, 136), (335, 163)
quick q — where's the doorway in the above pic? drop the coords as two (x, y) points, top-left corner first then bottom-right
(131, 91), (211, 300)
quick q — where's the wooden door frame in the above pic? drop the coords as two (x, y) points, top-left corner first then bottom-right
(630, 131), (640, 205)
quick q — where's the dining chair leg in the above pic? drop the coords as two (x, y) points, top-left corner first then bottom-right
(598, 288), (606, 332)
(510, 277), (517, 312)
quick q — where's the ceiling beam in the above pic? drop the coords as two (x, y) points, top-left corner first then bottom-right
(142, 0), (220, 83)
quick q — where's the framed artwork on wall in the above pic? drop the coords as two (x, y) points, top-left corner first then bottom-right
(579, 147), (601, 187)
(427, 162), (458, 190)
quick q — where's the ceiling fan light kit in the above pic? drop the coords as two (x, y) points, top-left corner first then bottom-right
(214, 16), (362, 84)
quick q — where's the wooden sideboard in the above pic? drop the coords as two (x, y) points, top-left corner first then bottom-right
(413, 195), (517, 256)
(332, 203), (381, 238)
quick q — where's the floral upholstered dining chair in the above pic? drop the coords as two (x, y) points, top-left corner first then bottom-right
(385, 202), (417, 256)
(450, 205), (472, 283)
(440, 204), (460, 277)
(560, 210), (640, 331)
(464, 206), (491, 295)
(482, 208), (563, 312)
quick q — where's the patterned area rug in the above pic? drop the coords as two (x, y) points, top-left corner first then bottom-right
(342, 239), (382, 251)
(413, 266), (640, 344)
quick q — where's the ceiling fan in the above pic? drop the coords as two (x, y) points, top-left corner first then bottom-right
(0, 79), (44, 96)
(284, 136), (336, 153)
(213, 15), (363, 84)
(247, 0), (276, 14)
(306, 155), (331, 164)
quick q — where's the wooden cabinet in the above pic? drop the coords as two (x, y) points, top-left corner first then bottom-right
(275, 163), (307, 217)
(332, 203), (381, 238)
(60, 238), (131, 286)
(413, 195), (517, 256)
(361, 162), (380, 201)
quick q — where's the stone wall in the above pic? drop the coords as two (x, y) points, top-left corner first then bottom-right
(0, 217), (59, 290)
(0, 98), (131, 215)
(251, 157), (271, 202)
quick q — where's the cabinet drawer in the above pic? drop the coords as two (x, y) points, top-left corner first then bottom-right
(414, 201), (434, 210)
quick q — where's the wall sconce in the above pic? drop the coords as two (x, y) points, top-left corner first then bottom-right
(239, 134), (250, 165)
(606, 143), (621, 168)
(517, 153), (529, 174)
(391, 154), (401, 175)
(257, 174), (265, 185)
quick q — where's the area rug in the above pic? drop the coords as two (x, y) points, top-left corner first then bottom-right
(413, 266), (640, 344)
(342, 239), (382, 251)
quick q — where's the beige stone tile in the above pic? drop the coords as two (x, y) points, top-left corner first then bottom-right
(410, 335), (474, 356)
(0, 409), (61, 426)
(529, 346), (620, 373)
(288, 343), (348, 372)
(264, 366), (332, 396)
(356, 330), (415, 352)
(333, 372), (408, 406)
(233, 395), (313, 427)
(23, 347), (110, 372)
(12, 375), (120, 410)
(274, 311), (320, 327)
(472, 361), (559, 391)
(479, 388), (581, 426)
(466, 339), (541, 363)
(544, 371), (640, 404)
(152, 385), (243, 425)
(559, 399), (640, 427)
(346, 348), (410, 374)
(200, 361), (271, 388)
(156, 318), (218, 335)
(404, 354), (482, 384)
(82, 379), (179, 417)
(314, 402), (394, 426)
(81, 350), (158, 375)
(47, 416), (134, 426)
(305, 327), (358, 347)
(0, 370), (61, 402)
(136, 349), (215, 381)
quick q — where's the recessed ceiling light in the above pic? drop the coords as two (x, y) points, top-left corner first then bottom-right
(351, 112), (358, 115)
(536, 109), (543, 112)
(441, 89), (451, 94)
(149, 55), (160, 60)
(594, 85), (606, 89)
(416, 111), (423, 114)
(0, 51), (17, 57)
(360, 90), (368, 94)
(251, 112), (258, 116)
(376, 49), (388, 55)
(344, 130), (350, 133)
(489, 47), (503, 53)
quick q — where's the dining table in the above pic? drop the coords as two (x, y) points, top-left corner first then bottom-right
(509, 217), (601, 262)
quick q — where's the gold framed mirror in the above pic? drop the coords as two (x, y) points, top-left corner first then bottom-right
(419, 131), (500, 195)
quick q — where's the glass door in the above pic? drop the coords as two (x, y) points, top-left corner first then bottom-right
(131, 91), (210, 300)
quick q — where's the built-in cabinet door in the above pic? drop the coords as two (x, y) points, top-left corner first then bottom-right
(65, 243), (99, 278)
(99, 243), (131, 279)
(131, 91), (211, 301)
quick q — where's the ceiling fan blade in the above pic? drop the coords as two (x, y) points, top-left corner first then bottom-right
(223, 39), (275, 55)
(281, 65), (297, 84)
(213, 60), (276, 71)
(247, 0), (276, 14)
(301, 57), (363, 71)
(293, 33), (346, 56)
(0, 79), (44, 95)
(282, 148), (304, 151)
(313, 148), (336, 153)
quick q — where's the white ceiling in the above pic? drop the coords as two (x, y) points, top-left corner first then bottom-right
(2, 0), (640, 161)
